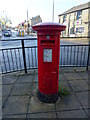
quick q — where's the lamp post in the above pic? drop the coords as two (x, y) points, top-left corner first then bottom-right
(52, 0), (54, 22)
(27, 9), (29, 35)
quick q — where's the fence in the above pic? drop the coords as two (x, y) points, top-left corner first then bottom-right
(0, 38), (90, 74)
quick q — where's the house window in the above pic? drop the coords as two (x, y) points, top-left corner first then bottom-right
(70, 27), (74, 34)
(59, 18), (60, 23)
(77, 10), (82, 20)
(63, 15), (67, 22)
(62, 30), (66, 36)
(76, 27), (84, 33)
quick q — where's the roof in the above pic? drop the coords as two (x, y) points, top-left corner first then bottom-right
(31, 15), (41, 20)
(58, 2), (90, 16)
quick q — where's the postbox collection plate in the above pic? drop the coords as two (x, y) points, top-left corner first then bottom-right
(43, 49), (52, 62)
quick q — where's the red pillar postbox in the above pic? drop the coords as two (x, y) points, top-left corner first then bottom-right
(32, 22), (66, 103)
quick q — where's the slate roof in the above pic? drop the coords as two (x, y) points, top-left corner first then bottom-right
(58, 2), (90, 16)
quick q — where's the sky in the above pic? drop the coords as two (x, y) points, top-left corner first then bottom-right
(0, 0), (90, 27)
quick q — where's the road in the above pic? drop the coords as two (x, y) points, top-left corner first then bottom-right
(1, 30), (37, 49)
(0, 31), (89, 73)
(1, 29), (89, 49)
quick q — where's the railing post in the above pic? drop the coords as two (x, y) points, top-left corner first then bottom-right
(86, 45), (90, 71)
(21, 40), (27, 73)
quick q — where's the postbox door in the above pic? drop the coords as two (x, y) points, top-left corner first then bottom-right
(38, 36), (60, 94)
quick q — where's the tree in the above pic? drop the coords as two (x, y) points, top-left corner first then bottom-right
(0, 11), (12, 29)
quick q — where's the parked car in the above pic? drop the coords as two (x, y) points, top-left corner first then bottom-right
(4, 30), (12, 37)
(0, 33), (2, 39)
(0, 31), (2, 39)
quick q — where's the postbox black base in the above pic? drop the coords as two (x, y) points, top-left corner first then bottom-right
(37, 90), (59, 103)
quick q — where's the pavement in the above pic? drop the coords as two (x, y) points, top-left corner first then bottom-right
(0, 67), (89, 119)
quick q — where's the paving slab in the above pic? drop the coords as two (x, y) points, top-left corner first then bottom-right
(60, 67), (75, 72)
(2, 84), (13, 97)
(0, 85), (2, 97)
(11, 82), (32, 96)
(31, 82), (38, 95)
(2, 95), (29, 115)
(55, 93), (82, 111)
(27, 69), (36, 75)
(18, 69), (36, 76)
(33, 69), (38, 73)
(27, 112), (57, 118)
(59, 73), (72, 92)
(85, 108), (90, 117)
(57, 109), (87, 118)
(2, 114), (26, 119)
(33, 74), (38, 82)
(69, 80), (88, 92)
(28, 95), (55, 113)
(88, 66), (90, 70)
(0, 97), (2, 111)
(2, 96), (8, 107)
(0, 112), (2, 120)
(59, 80), (72, 92)
(0, 74), (2, 85)
(76, 91), (89, 109)
(59, 73), (66, 81)
(74, 67), (86, 72)
(86, 80), (89, 85)
(64, 72), (82, 80)
(78, 72), (88, 79)
(2, 74), (18, 85)
(16, 74), (34, 83)
(6, 71), (22, 76)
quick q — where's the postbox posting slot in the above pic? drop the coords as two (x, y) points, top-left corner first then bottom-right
(41, 40), (55, 45)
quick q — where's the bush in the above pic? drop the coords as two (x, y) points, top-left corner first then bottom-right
(58, 85), (70, 96)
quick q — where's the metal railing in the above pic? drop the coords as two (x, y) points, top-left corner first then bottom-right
(0, 38), (90, 74)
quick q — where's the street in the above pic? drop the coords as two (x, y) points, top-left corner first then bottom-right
(1, 30), (37, 49)
(1, 29), (89, 49)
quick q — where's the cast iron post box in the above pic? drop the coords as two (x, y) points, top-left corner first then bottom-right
(32, 22), (66, 103)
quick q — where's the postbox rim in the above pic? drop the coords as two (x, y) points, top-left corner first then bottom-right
(33, 22), (65, 27)
(32, 22), (66, 31)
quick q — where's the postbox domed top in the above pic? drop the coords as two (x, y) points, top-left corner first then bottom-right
(32, 22), (66, 32)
